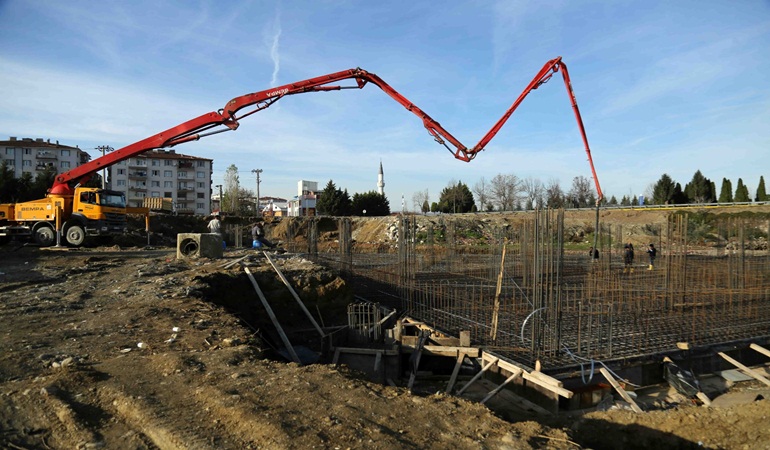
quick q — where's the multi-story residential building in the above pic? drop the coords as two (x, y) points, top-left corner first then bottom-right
(108, 149), (213, 215)
(288, 180), (317, 217)
(1, 137), (90, 178)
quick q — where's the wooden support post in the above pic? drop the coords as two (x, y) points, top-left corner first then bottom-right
(750, 343), (770, 360)
(718, 352), (770, 387)
(407, 331), (429, 393)
(599, 367), (643, 413)
(481, 369), (521, 404)
(243, 266), (301, 364)
(459, 330), (470, 347)
(332, 348), (341, 366)
(445, 353), (466, 394)
(374, 351), (382, 372)
(490, 241), (507, 340)
(263, 251), (325, 337)
(457, 357), (499, 396)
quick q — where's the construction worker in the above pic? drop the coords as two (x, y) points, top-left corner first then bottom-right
(646, 243), (657, 270)
(623, 243), (634, 273)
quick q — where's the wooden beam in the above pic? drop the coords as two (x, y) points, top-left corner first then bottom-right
(263, 251), (325, 337)
(481, 369), (521, 404)
(401, 345), (480, 357)
(490, 241), (507, 341)
(482, 352), (573, 398)
(445, 353), (466, 394)
(457, 357), (499, 396)
(718, 352), (770, 387)
(243, 266), (301, 364)
(331, 347), (399, 356)
(750, 343), (770, 360)
(599, 367), (643, 413)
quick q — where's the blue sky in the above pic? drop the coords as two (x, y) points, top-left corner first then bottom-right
(1, 0), (768, 207)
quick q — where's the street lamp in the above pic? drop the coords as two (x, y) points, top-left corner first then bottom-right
(251, 169), (263, 216)
(214, 184), (222, 214)
(95, 145), (114, 189)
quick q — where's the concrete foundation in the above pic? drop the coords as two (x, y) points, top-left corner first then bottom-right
(177, 233), (223, 259)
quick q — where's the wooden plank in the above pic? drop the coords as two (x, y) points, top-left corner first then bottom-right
(696, 391), (712, 407)
(750, 343), (770, 360)
(401, 345), (480, 357)
(332, 348), (341, 366)
(445, 353), (466, 394)
(481, 369), (521, 404)
(476, 379), (552, 416)
(527, 370), (564, 388)
(599, 367), (643, 413)
(263, 251), (325, 337)
(718, 352), (770, 387)
(457, 357), (499, 396)
(243, 266), (301, 364)
(483, 352), (573, 398)
(490, 241), (507, 340)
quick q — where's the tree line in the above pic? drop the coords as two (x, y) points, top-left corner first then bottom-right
(0, 161), (102, 203)
(408, 170), (767, 214)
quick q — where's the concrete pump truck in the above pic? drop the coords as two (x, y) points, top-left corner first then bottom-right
(0, 56), (602, 247)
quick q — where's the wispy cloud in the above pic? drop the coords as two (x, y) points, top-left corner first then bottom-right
(268, 8), (282, 86)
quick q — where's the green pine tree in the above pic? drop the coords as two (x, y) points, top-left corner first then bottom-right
(718, 178), (733, 203)
(734, 178), (751, 202)
(756, 176), (768, 201)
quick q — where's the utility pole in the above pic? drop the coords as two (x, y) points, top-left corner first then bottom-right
(215, 184), (223, 214)
(251, 169), (263, 217)
(95, 145), (114, 189)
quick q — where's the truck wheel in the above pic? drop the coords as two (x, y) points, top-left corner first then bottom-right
(33, 224), (56, 246)
(65, 225), (86, 246)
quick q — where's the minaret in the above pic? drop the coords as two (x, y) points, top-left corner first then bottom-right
(377, 160), (385, 195)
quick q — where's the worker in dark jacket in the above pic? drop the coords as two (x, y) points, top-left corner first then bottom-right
(623, 243), (634, 273)
(251, 221), (275, 249)
(646, 243), (657, 270)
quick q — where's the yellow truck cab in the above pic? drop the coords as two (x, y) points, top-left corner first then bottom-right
(0, 187), (128, 246)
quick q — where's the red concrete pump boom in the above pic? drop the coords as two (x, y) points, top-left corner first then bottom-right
(51, 56), (602, 203)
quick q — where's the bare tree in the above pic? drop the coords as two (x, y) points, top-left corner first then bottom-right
(545, 178), (564, 208)
(223, 164), (240, 213)
(567, 176), (593, 208)
(473, 177), (492, 212)
(490, 173), (520, 211)
(412, 189), (430, 213)
(522, 177), (545, 210)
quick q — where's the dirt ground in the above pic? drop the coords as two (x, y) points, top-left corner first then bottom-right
(2, 206), (770, 449)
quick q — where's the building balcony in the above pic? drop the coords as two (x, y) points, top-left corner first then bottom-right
(178, 161), (194, 169)
(128, 171), (147, 178)
(128, 186), (147, 192)
(35, 163), (55, 171)
(36, 151), (58, 159)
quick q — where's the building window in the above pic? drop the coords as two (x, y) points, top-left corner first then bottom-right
(197, 192), (205, 199)
(197, 182), (204, 188)
(164, 191), (172, 197)
(197, 161), (205, 167)
(24, 148), (31, 155)
(197, 202), (204, 209)
(164, 181), (173, 187)
(164, 170), (172, 177)
(151, 191), (160, 197)
(61, 149), (70, 157)
(118, 169), (126, 175)
(6, 148), (14, 155)
(151, 159), (159, 166)
(152, 170), (159, 176)
(177, 171), (187, 178)
(60, 161), (71, 168)
(22, 160), (32, 166)
(164, 160), (173, 166)
(117, 179), (126, 186)
(196, 171), (205, 178)
(151, 181), (160, 187)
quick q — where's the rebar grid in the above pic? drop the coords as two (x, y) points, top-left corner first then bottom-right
(308, 212), (770, 369)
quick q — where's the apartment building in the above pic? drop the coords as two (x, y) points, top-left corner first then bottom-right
(108, 149), (213, 215)
(1, 137), (90, 177)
